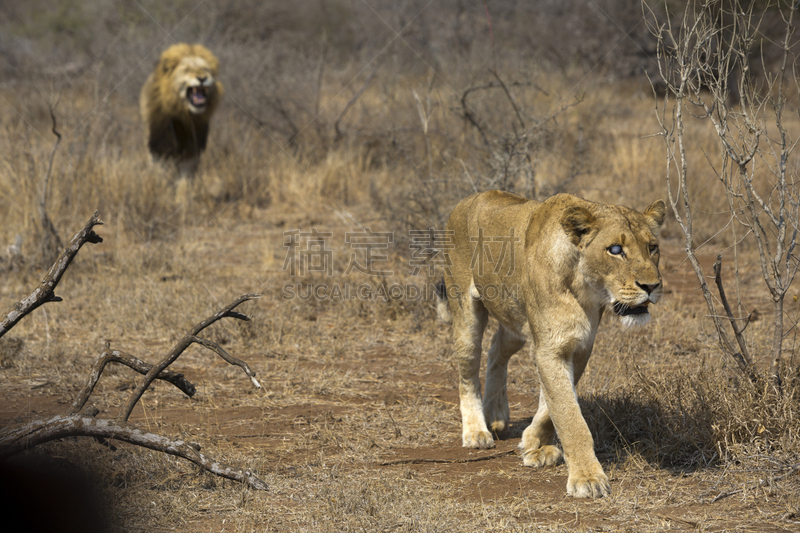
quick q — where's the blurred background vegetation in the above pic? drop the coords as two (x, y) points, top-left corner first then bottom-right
(0, 0), (684, 248)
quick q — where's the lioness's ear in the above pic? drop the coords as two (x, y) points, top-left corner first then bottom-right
(643, 200), (667, 236)
(560, 205), (597, 246)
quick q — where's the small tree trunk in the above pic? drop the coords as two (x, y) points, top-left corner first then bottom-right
(770, 296), (784, 386)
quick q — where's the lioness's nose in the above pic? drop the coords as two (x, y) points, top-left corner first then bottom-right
(198, 76), (208, 83)
(636, 281), (660, 294)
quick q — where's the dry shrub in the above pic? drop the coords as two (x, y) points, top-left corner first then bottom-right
(585, 365), (800, 470)
(0, 337), (24, 369)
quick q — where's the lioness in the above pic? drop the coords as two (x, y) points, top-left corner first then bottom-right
(437, 191), (665, 498)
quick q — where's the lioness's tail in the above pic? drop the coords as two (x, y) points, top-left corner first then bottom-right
(435, 279), (452, 324)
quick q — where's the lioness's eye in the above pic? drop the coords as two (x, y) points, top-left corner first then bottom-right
(650, 244), (659, 254)
(608, 245), (623, 255)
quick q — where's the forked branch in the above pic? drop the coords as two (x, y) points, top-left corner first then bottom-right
(119, 294), (262, 423)
(0, 211), (102, 339)
(70, 347), (197, 415)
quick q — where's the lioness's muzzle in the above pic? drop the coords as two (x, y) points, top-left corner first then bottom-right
(612, 301), (650, 316)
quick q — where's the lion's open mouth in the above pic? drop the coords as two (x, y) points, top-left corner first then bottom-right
(612, 301), (650, 316)
(187, 86), (208, 108)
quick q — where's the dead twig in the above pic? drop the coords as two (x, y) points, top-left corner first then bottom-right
(711, 462), (800, 503)
(38, 103), (64, 266)
(654, 513), (699, 528)
(490, 69), (526, 130)
(0, 211), (102, 339)
(334, 67), (377, 142)
(379, 449), (515, 466)
(713, 255), (757, 381)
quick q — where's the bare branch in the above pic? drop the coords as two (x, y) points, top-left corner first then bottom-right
(459, 80), (547, 149)
(334, 67), (377, 142)
(490, 69), (526, 130)
(120, 294), (262, 423)
(712, 255), (757, 380)
(0, 415), (267, 491)
(650, 0), (799, 385)
(189, 294), (261, 337)
(188, 335), (262, 389)
(69, 348), (197, 415)
(0, 211), (103, 339)
(38, 103), (64, 266)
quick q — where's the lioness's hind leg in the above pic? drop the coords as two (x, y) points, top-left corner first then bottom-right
(520, 389), (563, 467)
(452, 292), (492, 449)
(483, 325), (525, 434)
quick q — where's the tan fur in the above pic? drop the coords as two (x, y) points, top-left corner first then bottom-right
(140, 43), (223, 175)
(438, 191), (666, 498)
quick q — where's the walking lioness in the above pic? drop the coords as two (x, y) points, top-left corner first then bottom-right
(437, 191), (666, 498)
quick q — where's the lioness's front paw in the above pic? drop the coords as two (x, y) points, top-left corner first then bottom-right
(520, 444), (562, 467)
(462, 430), (495, 449)
(567, 470), (611, 498)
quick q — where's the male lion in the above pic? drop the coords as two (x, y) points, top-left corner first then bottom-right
(437, 191), (665, 498)
(140, 43), (223, 175)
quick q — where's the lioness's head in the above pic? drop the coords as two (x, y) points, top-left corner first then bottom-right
(561, 200), (667, 326)
(158, 44), (222, 118)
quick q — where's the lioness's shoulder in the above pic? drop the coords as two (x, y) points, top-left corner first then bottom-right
(448, 190), (538, 231)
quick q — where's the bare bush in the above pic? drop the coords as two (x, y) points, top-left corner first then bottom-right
(646, 0), (800, 383)
(644, 0), (800, 476)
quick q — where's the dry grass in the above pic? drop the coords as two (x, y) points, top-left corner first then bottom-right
(2, 2), (800, 531)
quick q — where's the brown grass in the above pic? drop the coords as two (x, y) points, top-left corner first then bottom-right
(2, 2), (800, 531)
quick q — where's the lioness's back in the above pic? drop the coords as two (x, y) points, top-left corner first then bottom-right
(446, 190), (537, 277)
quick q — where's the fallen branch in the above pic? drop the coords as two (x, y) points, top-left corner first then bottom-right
(379, 450), (515, 466)
(0, 414), (267, 490)
(711, 462), (800, 503)
(0, 211), (102, 339)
